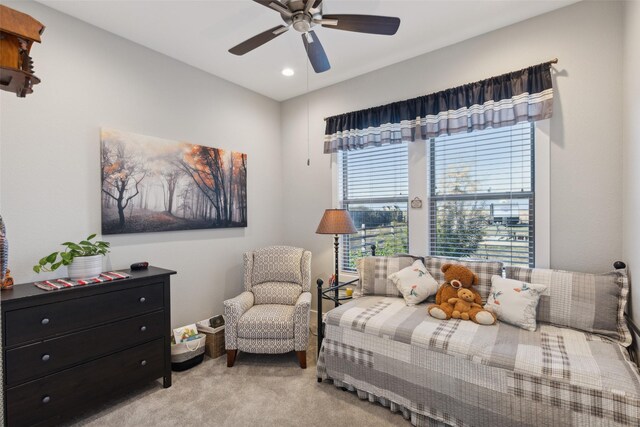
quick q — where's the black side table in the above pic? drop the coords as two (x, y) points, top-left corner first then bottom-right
(316, 277), (358, 361)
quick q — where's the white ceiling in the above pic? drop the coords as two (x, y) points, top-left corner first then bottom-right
(38, 0), (578, 101)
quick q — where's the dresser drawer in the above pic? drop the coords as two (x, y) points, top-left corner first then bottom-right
(5, 283), (164, 347)
(7, 338), (164, 427)
(6, 310), (165, 387)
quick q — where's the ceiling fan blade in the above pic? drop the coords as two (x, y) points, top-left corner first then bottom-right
(253, 0), (293, 18)
(302, 30), (330, 73)
(304, 0), (315, 15)
(320, 14), (400, 35)
(229, 25), (289, 56)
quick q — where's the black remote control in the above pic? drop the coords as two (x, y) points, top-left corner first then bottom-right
(130, 262), (149, 271)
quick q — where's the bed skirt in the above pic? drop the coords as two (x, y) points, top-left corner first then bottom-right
(318, 344), (448, 427)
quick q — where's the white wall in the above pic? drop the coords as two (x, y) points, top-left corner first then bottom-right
(0, 1), (283, 327)
(280, 1), (624, 311)
(622, 0), (640, 351)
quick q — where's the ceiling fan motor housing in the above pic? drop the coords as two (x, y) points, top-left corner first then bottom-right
(292, 13), (312, 33)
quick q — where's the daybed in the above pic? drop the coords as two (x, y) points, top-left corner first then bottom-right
(316, 256), (640, 426)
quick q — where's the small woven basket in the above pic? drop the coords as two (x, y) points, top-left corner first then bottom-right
(196, 320), (225, 359)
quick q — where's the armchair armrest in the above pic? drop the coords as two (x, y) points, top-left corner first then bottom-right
(294, 291), (312, 351)
(223, 291), (254, 350)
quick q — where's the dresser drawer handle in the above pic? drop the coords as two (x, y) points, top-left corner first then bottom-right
(140, 360), (147, 366)
(139, 297), (146, 303)
(42, 396), (51, 404)
(140, 326), (147, 332)
(41, 318), (50, 325)
(42, 354), (51, 362)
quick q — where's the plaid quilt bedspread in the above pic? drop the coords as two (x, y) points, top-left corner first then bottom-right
(317, 296), (640, 426)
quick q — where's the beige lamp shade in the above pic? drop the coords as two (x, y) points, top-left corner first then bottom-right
(316, 209), (357, 235)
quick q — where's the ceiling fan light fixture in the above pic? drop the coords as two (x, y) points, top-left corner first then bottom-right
(281, 67), (295, 76)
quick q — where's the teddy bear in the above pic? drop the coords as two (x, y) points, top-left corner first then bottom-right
(427, 263), (496, 325)
(447, 288), (483, 320)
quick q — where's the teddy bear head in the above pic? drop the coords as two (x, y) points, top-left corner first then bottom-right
(457, 288), (476, 302)
(440, 263), (478, 289)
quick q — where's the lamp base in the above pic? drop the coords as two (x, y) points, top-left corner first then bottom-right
(333, 234), (340, 306)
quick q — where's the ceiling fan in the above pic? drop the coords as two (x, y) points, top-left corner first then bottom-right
(229, 0), (401, 73)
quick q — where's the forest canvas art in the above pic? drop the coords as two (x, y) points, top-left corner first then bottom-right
(101, 129), (247, 235)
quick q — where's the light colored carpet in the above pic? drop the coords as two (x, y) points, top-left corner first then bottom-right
(66, 346), (409, 426)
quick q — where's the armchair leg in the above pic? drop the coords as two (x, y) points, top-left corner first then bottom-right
(296, 351), (307, 369)
(227, 350), (237, 367)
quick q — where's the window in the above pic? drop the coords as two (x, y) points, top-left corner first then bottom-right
(336, 122), (539, 271)
(429, 123), (535, 266)
(338, 144), (409, 271)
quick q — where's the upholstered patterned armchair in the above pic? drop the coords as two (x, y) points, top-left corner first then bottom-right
(224, 246), (312, 368)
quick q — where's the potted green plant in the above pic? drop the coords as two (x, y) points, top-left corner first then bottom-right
(33, 234), (110, 280)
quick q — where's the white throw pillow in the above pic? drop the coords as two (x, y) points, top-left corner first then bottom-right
(485, 275), (547, 331)
(389, 260), (439, 305)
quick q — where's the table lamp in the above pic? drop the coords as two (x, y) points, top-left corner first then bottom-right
(316, 209), (357, 303)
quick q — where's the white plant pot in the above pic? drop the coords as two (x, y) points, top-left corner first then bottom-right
(67, 255), (103, 280)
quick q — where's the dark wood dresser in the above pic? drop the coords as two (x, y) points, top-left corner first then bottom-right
(1, 266), (176, 426)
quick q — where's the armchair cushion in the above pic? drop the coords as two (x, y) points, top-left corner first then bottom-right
(252, 246), (304, 285)
(237, 304), (295, 339)
(252, 282), (302, 305)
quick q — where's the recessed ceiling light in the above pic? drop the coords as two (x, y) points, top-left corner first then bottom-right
(281, 68), (295, 77)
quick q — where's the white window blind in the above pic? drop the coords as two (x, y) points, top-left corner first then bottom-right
(429, 122), (535, 267)
(338, 144), (409, 271)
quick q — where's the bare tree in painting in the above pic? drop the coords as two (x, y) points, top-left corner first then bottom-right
(178, 146), (231, 226)
(230, 152), (247, 224)
(101, 142), (146, 229)
(101, 143), (115, 209)
(238, 153), (247, 224)
(161, 168), (182, 215)
(178, 183), (195, 219)
(228, 153), (234, 223)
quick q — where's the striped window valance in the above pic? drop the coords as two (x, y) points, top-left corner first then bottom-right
(324, 61), (554, 154)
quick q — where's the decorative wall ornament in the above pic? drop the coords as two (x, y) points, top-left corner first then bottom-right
(0, 4), (45, 97)
(0, 214), (13, 289)
(410, 197), (423, 209)
(101, 129), (247, 235)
